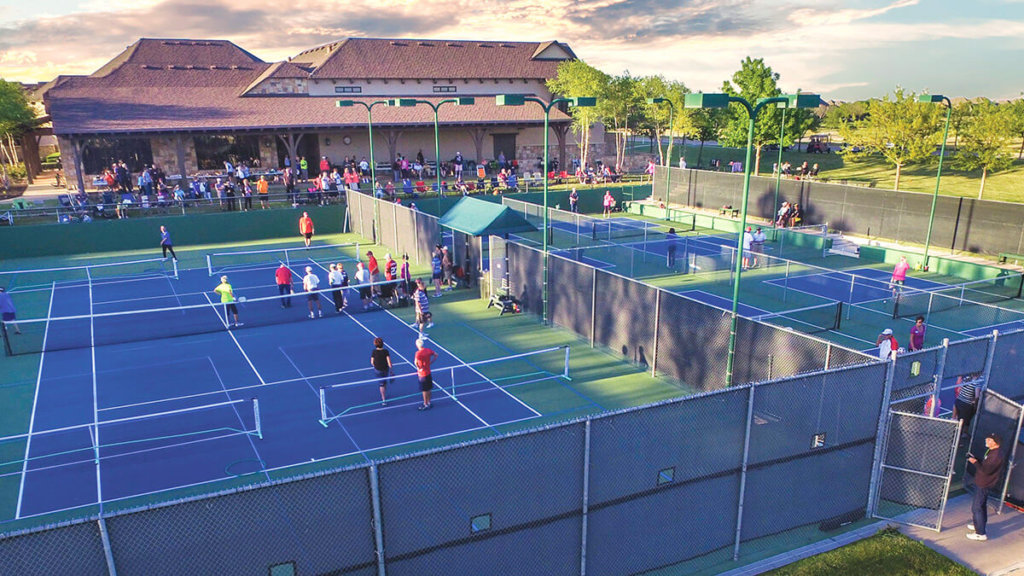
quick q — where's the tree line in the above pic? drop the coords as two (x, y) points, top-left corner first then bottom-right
(548, 58), (1024, 198)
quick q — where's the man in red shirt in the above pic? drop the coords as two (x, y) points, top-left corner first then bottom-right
(275, 263), (293, 308)
(366, 250), (380, 295)
(299, 212), (314, 248)
(415, 338), (438, 411)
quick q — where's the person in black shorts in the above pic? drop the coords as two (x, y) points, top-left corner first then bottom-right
(370, 337), (392, 406)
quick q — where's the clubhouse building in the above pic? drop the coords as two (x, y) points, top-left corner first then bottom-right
(40, 37), (599, 191)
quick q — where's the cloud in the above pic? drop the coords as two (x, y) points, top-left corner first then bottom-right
(0, 0), (1020, 100)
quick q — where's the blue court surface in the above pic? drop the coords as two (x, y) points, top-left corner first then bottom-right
(763, 267), (948, 304)
(11, 258), (549, 519)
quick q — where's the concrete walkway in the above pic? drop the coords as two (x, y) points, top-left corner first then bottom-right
(898, 494), (1024, 576)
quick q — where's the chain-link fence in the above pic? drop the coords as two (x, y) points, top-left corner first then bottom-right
(965, 390), (1023, 511)
(346, 190), (439, 265)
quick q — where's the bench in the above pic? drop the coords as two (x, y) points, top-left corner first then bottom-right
(720, 205), (740, 218)
(998, 253), (1024, 266)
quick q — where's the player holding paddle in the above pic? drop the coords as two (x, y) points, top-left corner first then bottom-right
(213, 275), (243, 328)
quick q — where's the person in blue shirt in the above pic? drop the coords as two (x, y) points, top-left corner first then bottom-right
(0, 287), (22, 334)
(159, 225), (177, 261)
(431, 247), (444, 296)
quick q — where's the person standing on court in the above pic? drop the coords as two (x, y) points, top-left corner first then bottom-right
(159, 225), (177, 262)
(354, 261), (373, 310)
(412, 278), (433, 335)
(890, 255), (910, 299)
(751, 227), (766, 268)
(741, 227), (754, 270)
(275, 263), (293, 308)
(876, 328), (898, 360)
(370, 337), (392, 406)
(299, 211), (315, 249)
(909, 316), (927, 351)
(302, 266), (322, 319)
(665, 228), (678, 268)
(256, 175), (269, 209)
(430, 248), (444, 297)
(0, 287), (22, 334)
(213, 275), (242, 328)
(967, 433), (1005, 541)
(602, 190), (615, 218)
(400, 254), (412, 297)
(415, 337), (439, 411)
(328, 263), (346, 313)
(569, 188), (579, 213)
(366, 250), (380, 295)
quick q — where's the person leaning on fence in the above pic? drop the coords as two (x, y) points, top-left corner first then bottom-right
(371, 337), (392, 406)
(877, 328), (899, 360)
(967, 433), (1005, 541)
(953, 375), (980, 436)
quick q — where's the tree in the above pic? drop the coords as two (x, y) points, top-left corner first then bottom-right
(1007, 97), (1024, 160)
(837, 87), (942, 190)
(720, 57), (784, 176)
(635, 76), (691, 166)
(0, 79), (35, 168)
(597, 72), (644, 171)
(547, 61), (610, 170)
(688, 108), (729, 168)
(953, 99), (1016, 199)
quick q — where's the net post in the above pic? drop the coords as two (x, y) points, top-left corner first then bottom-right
(821, 224), (828, 259)
(451, 366), (457, 400)
(172, 258), (179, 280)
(206, 254), (213, 276)
(252, 398), (262, 440)
(1016, 274), (1024, 299)
(784, 261), (791, 302)
(319, 387), (329, 427)
(564, 345), (572, 380)
(848, 275), (856, 304)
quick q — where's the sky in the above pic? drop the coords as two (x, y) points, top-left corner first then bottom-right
(1, 0), (1022, 101)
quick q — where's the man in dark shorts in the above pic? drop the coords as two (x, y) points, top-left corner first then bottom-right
(415, 338), (438, 411)
(665, 227), (678, 268)
(213, 275), (242, 327)
(299, 211), (315, 248)
(411, 278), (433, 335)
(0, 287), (22, 334)
(302, 266), (322, 318)
(370, 337), (392, 406)
(275, 263), (293, 308)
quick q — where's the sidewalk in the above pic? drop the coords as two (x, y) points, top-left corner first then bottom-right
(898, 493), (1024, 576)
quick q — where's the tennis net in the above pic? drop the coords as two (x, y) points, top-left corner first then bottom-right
(1, 277), (406, 356)
(206, 242), (361, 276)
(0, 258), (178, 294)
(750, 302), (843, 334)
(0, 398), (261, 475)
(318, 345), (569, 424)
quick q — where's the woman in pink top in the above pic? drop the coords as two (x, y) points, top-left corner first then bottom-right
(890, 256), (910, 298)
(602, 190), (615, 219)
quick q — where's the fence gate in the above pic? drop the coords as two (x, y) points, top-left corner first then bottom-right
(873, 411), (961, 531)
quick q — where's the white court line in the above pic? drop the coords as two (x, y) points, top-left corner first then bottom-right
(89, 268), (103, 509)
(202, 293), (267, 386)
(15, 282), (56, 519)
(207, 358), (270, 482)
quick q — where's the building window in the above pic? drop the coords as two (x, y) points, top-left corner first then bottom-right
(334, 86), (362, 94)
(433, 85), (457, 93)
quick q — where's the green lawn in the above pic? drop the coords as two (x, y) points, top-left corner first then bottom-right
(634, 141), (1024, 203)
(764, 527), (975, 576)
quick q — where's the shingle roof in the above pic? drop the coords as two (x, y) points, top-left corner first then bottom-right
(47, 89), (570, 135)
(306, 38), (575, 80)
(85, 38), (269, 88)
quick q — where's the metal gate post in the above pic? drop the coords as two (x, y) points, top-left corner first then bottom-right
(580, 419), (592, 576)
(868, 357), (897, 516)
(732, 385), (756, 561)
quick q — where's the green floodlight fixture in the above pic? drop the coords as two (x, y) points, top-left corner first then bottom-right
(782, 93), (821, 109)
(390, 98), (417, 107)
(571, 96), (597, 107)
(336, 99), (355, 107)
(917, 93), (952, 271)
(683, 92), (731, 109)
(454, 97), (476, 106)
(495, 94), (526, 106)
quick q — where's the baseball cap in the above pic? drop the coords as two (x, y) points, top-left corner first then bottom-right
(882, 328), (893, 335)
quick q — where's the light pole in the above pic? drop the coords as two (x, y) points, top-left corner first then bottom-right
(647, 97), (675, 204)
(684, 92), (819, 386)
(336, 99), (392, 195)
(495, 94), (597, 324)
(918, 94), (952, 271)
(773, 104), (788, 229)
(406, 97), (476, 214)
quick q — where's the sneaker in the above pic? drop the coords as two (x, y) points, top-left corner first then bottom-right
(968, 524), (975, 531)
(409, 322), (418, 328)
(426, 322), (434, 329)
(318, 310), (322, 317)
(382, 400), (388, 407)
(173, 258), (178, 262)
(417, 403), (431, 411)
(966, 533), (987, 541)
(234, 322), (244, 327)
(309, 312), (315, 319)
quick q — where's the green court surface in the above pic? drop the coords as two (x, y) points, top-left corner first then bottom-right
(0, 232), (689, 533)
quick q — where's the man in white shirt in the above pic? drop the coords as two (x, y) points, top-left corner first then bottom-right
(742, 227), (754, 270)
(303, 266), (322, 319)
(877, 328), (898, 360)
(354, 261), (373, 310)
(751, 227), (766, 268)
